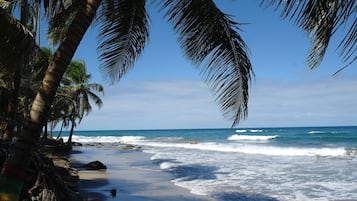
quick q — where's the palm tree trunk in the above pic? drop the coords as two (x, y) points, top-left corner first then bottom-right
(67, 120), (75, 145)
(56, 122), (64, 140)
(1, 0), (102, 188)
(2, 53), (23, 141)
(43, 122), (48, 139)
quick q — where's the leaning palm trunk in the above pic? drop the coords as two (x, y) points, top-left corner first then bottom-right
(1, 0), (102, 196)
(67, 120), (76, 145)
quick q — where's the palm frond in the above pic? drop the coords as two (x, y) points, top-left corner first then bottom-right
(97, 0), (149, 83)
(0, 7), (49, 76)
(87, 83), (104, 94)
(337, 17), (356, 63)
(86, 89), (103, 108)
(160, 0), (253, 126)
(46, 0), (83, 45)
(78, 92), (91, 122)
(0, 0), (11, 9)
(0, 7), (33, 66)
(260, 0), (356, 70)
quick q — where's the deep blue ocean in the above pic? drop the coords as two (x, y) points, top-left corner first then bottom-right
(59, 126), (357, 201)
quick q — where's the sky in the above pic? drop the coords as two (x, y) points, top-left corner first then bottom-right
(47, 1), (356, 130)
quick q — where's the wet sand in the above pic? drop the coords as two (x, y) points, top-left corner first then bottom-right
(70, 146), (215, 201)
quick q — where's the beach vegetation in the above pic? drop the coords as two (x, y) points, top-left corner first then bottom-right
(0, 14), (48, 141)
(36, 48), (104, 144)
(0, 11), (102, 198)
(54, 60), (104, 145)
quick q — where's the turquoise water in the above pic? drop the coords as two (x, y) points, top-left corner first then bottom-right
(59, 126), (357, 200)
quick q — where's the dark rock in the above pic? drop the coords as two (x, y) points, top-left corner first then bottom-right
(84, 160), (107, 170)
(110, 188), (117, 197)
(122, 145), (141, 150)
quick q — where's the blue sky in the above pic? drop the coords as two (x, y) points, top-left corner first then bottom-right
(49, 1), (356, 130)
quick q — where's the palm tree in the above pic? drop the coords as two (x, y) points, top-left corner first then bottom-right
(60, 60), (104, 145)
(0, 4), (49, 140)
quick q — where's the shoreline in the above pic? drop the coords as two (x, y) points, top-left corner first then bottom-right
(70, 144), (215, 201)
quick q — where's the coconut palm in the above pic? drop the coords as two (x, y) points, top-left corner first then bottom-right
(0, 4), (49, 140)
(0, 7), (31, 140)
(60, 60), (104, 145)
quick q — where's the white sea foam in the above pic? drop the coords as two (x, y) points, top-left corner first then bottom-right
(146, 144), (357, 200)
(228, 134), (278, 141)
(64, 135), (146, 143)
(120, 136), (146, 142)
(69, 135), (349, 157)
(159, 162), (178, 170)
(136, 141), (348, 157)
(235, 129), (248, 133)
(249, 129), (263, 133)
(308, 131), (324, 134)
(156, 137), (184, 142)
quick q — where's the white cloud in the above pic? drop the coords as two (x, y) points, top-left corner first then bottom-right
(242, 76), (357, 127)
(74, 76), (357, 130)
(76, 80), (227, 130)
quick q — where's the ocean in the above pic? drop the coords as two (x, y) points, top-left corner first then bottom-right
(59, 126), (357, 201)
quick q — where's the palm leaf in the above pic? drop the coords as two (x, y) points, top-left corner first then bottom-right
(0, 0), (11, 9)
(46, 0), (83, 45)
(0, 7), (33, 66)
(86, 88), (103, 108)
(0, 7), (49, 66)
(260, 0), (356, 70)
(160, 0), (253, 126)
(97, 0), (149, 83)
(78, 92), (91, 122)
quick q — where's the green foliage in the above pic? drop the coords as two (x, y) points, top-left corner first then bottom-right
(0, 7), (33, 68)
(0, 8), (50, 136)
(46, 0), (83, 45)
(49, 60), (104, 133)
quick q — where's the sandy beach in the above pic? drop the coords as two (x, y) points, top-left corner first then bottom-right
(71, 145), (215, 201)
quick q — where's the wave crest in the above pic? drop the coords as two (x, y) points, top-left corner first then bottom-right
(228, 134), (278, 141)
(63, 135), (146, 143)
(308, 131), (325, 134)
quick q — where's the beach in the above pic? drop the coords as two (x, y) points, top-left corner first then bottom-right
(72, 145), (215, 201)
(64, 127), (357, 201)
